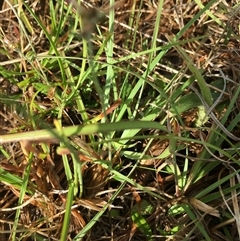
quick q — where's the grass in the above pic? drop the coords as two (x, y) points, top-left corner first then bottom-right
(0, 0), (240, 240)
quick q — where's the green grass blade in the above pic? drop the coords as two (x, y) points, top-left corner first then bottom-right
(60, 181), (74, 241)
(0, 121), (167, 143)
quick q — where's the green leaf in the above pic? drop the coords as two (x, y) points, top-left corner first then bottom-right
(131, 210), (153, 240)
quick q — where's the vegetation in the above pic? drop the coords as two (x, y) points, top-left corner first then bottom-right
(0, 0), (240, 240)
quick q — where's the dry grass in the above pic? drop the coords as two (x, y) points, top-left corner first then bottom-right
(0, 0), (240, 240)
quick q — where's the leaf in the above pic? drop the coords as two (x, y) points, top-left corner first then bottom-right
(131, 211), (153, 240)
(189, 198), (220, 217)
(130, 200), (154, 240)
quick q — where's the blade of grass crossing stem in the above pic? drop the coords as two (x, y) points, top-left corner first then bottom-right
(150, 0), (163, 58)
(73, 177), (128, 240)
(174, 0), (218, 40)
(201, 152), (239, 190)
(183, 130), (237, 193)
(0, 121), (167, 144)
(165, 0), (217, 116)
(0, 146), (10, 159)
(220, 86), (240, 127)
(77, 24), (89, 113)
(105, 0), (117, 109)
(72, 153), (83, 197)
(18, 4), (34, 35)
(60, 182), (74, 241)
(8, 2), (33, 48)
(207, 86), (240, 150)
(94, 160), (165, 200)
(61, 51), (90, 125)
(186, 87), (240, 189)
(6, 1), (48, 84)
(53, 0), (66, 43)
(201, 183), (240, 204)
(68, 9), (95, 126)
(180, 149), (189, 195)
(118, 51), (169, 142)
(127, 0), (140, 51)
(23, 2), (67, 85)
(54, 120), (82, 196)
(29, 88), (49, 129)
(129, 1), (164, 120)
(120, 112), (166, 145)
(62, 153), (73, 184)
(132, 78), (145, 119)
(64, 61), (90, 102)
(65, 6), (80, 48)
(195, 0), (224, 27)
(142, 0), (163, 88)
(11, 153), (33, 241)
(60, 143), (82, 197)
(0, 169), (34, 194)
(74, 0), (106, 111)
(49, 0), (57, 30)
(171, 42), (212, 106)
(73, 158), (165, 240)
(194, 170), (239, 199)
(168, 132), (182, 193)
(114, 36), (170, 125)
(58, 3), (76, 49)
(66, 34), (111, 104)
(88, 33), (116, 147)
(182, 205), (211, 241)
(53, 124), (73, 183)
(100, 0), (115, 158)
(111, 36), (204, 68)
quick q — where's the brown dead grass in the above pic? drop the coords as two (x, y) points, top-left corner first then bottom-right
(0, 0), (240, 240)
